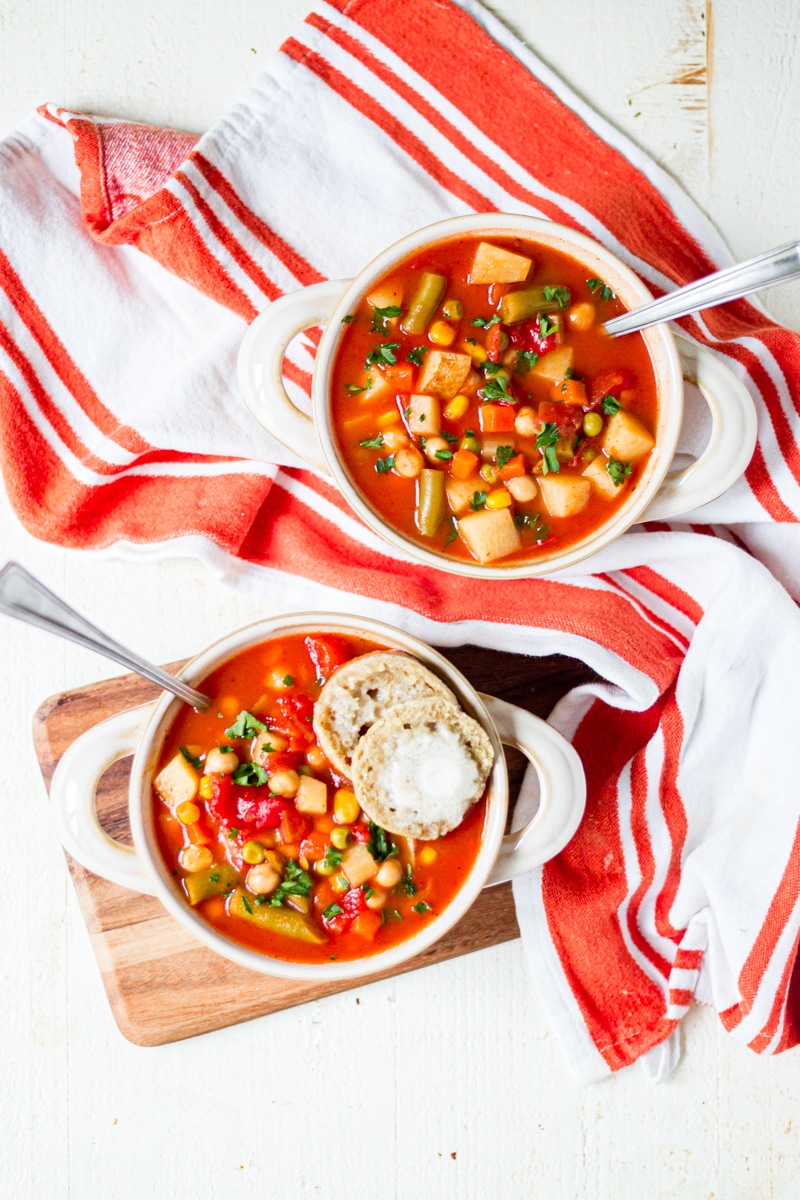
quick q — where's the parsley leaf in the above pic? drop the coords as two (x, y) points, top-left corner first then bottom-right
(179, 746), (203, 770)
(323, 902), (344, 920)
(542, 285), (572, 308)
(413, 901), (431, 914)
(434, 448), (454, 461)
(606, 457), (633, 487)
(469, 490), (488, 511)
(406, 346), (429, 366)
(365, 342), (400, 369)
(536, 422), (561, 475)
(282, 675), (294, 686)
(495, 445), (515, 468)
(538, 314), (559, 339)
(478, 375), (513, 403)
(367, 822), (399, 862)
(341, 314), (355, 324)
(269, 861), (313, 907)
(472, 314), (501, 328)
(483, 361), (505, 377)
(601, 395), (622, 415)
(346, 383), (367, 394)
(225, 710), (267, 739)
(369, 304), (403, 334)
(440, 431), (459, 443)
(360, 434), (384, 449)
(232, 762), (269, 787)
(323, 845), (343, 871)
(445, 519), (459, 546)
(587, 277), (616, 302)
(400, 864), (417, 896)
(240, 893), (253, 915)
(375, 455), (396, 474)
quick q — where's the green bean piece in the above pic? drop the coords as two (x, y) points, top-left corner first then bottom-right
(401, 272), (447, 335)
(229, 888), (328, 943)
(498, 286), (555, 325)
(416, 469), (446, 537)
(184, 862), (240, 906)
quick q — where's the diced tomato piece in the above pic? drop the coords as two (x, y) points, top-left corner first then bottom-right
(498, 454), (526, 480)
(279, 805), (312, 846)
(381, 362), (414, 392)
(486, 322), (503, 363)
(509, 317), (557, 357)
(206, 774), (236, 825)
(587, 367), (636, 408)
(479, 404), (516, 433)
(300, 831), (330, 863)
(305, 634), (350, 683)
(234, 787), (286, 830)
(537, 401), (582, 439)
(450, 448), (480, 480)
(350, 823), (372, 843)
(342, 886), (369, 919)
(268, 695), (315, 744)
(264, 749), (301, 776)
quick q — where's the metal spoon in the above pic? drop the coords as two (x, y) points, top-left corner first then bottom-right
(0, 561), (211, 710)
(604, 238), (800, 337)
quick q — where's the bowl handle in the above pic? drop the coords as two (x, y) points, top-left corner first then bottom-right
(480, 694), (586, 886)
(48, 704), (157, 895)
(236, 280), (352, 474)
(642, 332), (758, 520)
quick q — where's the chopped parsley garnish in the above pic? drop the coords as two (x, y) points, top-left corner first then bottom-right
(606, 457), (633, 487)
(232, 762), (269, 786)
(225, 710), (267, 739)
(216, 743), (233, 753)
(440, 431), (459, 443)
(389, 908), (403, 921)
(478, 375), (513, 403)
(445, 519), (459, 546)
(367, 822), (399, 862)
(413, 901), (431, 914)
(536, 422), (561, 475)
(465, 337), (477, 346)
(587, 277), (616, 302)
(483, 361), (505, 377)
(361, 884), (374, 900)
(495, 445), (515, 468)
(228, 828), (240, 839)
(346, 383), (367, 394)
(400, 864), (417, 896)
(434, 448), (454, 461)
(601, 394), (622, 415)
(365, 342), (400, 369)
(322, 902), (344, 920)
(538, 314), (559, 339)
(323, 845), (343, 871)
(209, 873), (220, 883)
(369, 304), (402, 334)
(514, 512), (551, 543)
(269, 861), (313, 907)
(240, 893), (253, 914)
(341, 314), (355, 324)
(179, 746), (202, 770)
(282, 675), (294, 687)
(360, 434), (384, 449)
(375, 455), (396, 474)
(471, 314), (501, 328)
(542, 285), (572, 308)
(469, 490), (488, 511)
(406, 346), (429, 366)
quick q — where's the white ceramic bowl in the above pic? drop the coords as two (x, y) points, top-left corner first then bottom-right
(238, 213), (757, 578)
(49, 612), (586, 982)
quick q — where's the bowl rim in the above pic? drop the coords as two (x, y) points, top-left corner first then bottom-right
(127, 611), (510, 982)
(312, 212), (684, 579)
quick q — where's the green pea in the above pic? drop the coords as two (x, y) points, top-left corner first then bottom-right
(480, 463), (500, 485)
(582, 412), (603, 438)
(242, 840), (266, 865)
(460, 433), (481, 455)
(315, 860), (337, 876)
(297, 764), (314, 776)
(330, 826), (351, 850)
(442, 298), (463, 320)
(581, 447), (598, 463)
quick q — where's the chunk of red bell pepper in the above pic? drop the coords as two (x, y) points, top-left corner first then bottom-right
(305, 634), (350, 682)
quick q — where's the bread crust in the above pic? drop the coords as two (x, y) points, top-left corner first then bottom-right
(350, 697), (494, 839)
(312, 651), (457, 777)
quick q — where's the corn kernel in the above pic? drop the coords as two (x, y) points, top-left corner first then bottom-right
(333, 788), (361, 825)
(486, 488), (513, 510)
(176, 801), (201, 825)
(419, 847), (437, 865)
(199, 776), (214, 800)
(377, 409), (402, 430)
(443, 394), (469, 421)
(463, 341), (487, 365)
(428, 320), (456, 346)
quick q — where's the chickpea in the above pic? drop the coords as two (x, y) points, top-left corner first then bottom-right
(246, 863), (281, 895)
(374, 858), (403, 889)
(252, 729), (287, 765)
(204, 746), (239, 775)
(567, 302), (595, 331)
(382, 427), (410, 452)
(365, 887), (389, 910)
(305, 745), (327, 771)
(514, 406), (538, 438)
(506, 475), (538, 504)
(179, 845), (213, 872)
(393, 446), (424, 478)
(268, 767), (301, 798)
(268, 668), (295, 689)
(424, 436), (450, 464)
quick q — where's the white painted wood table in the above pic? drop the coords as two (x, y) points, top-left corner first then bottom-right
(1, 2), (799, 1196)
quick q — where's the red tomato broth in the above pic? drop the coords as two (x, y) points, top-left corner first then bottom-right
(153, 632), (490, 964)
(330, 234), (659, 567)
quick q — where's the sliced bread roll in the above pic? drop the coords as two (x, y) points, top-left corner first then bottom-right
(350, 697), (494, 839)
(313, 651), (457, 777)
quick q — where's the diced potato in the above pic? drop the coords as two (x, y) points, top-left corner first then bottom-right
(341, 842), (378, 888)
(364, 365), (407, 403)
(538, 474), (591, 518)
(582, 454), (626, 500)
(530, 345), (574, 382)
(458, 507), (522, 564)
(295, 775), (328, 814)
(506, 474), (538, 503)
(602, 411), (655, 461)
(479, 434), (509, 462)
(469, 241), (532, 285)
(405, 393), (441, 436)
(154, 753), (199, 809)
(446, 473), (483, 516)
(366, 283), (402, 310)
(415, 350), (472, 399)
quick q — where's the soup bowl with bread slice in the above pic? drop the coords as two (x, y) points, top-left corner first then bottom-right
(49, 613), (585, 981)
(239, 213), (756, 577)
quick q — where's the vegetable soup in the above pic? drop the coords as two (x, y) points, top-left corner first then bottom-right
(153, 632), (488, 964)
(330, 234), (659, 566)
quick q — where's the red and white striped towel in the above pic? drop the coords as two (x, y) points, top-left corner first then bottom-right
(2, 0), (799, 1082)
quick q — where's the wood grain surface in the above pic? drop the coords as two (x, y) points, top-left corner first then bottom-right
(32, 648), (596, 1047)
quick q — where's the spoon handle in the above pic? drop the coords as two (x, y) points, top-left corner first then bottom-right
(604, 239), (800, 336)
(0, 561), (210, 710)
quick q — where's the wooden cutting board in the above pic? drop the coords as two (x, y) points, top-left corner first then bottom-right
(32, 646), (596, 1046)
